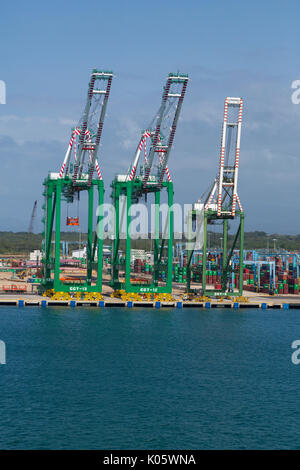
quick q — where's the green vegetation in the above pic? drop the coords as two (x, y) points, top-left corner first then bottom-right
(0, 230), (300, 255)
(0, 231), (85, 255)
(198, 231), (300, 251)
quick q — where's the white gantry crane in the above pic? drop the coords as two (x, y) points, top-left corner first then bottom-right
(187, 97), (245, 296)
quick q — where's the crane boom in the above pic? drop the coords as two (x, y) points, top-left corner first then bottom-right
(73, 70), (113, 187)
(28, 200), (37, 233)
(142, 73), (188, 188)
(58, 69), (113, 193)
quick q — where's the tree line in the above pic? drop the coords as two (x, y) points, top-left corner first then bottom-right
(0, 230), (299, 255)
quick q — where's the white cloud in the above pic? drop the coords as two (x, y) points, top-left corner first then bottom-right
(180, 101), (221, 125)
(0, 115), (77, 144)
(59, 118), (77, 126)
(116, 116), (141, 151)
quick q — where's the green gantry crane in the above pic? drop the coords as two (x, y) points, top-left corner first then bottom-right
(111, 73), (189, 293)
(41, 69), (113, 293)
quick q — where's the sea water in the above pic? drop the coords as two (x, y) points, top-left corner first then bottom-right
(0, 306), (299, 449)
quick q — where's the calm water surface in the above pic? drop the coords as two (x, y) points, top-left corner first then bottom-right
(0, 306), (299, 449)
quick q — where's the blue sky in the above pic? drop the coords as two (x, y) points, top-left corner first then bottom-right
(0, 0), (300, 233)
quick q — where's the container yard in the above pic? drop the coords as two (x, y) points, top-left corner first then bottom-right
(1, 247), (300, 308)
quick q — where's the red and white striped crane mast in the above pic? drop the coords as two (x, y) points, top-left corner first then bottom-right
(187, 97), (245, 297)
(204, 97), (244, 216)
